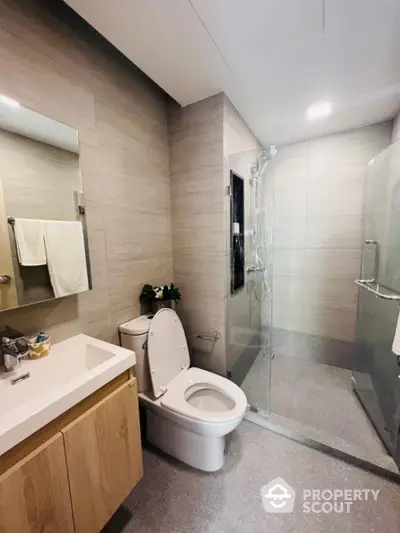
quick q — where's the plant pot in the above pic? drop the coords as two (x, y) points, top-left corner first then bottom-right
(151, 299), (176, 314)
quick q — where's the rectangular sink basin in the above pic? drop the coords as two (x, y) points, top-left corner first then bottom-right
(0, 334), (135, 455)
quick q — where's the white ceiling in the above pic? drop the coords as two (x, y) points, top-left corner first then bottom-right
(65, 0), (400, 146)
(0, 100), (79, 153)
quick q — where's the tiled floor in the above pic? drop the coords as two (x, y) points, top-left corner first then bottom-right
(241, 352), (397, 470)
(103, 421), (400, 533)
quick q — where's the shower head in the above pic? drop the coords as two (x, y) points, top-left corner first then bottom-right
(252, 145), (278, 181)
(269, 145), (278, 158)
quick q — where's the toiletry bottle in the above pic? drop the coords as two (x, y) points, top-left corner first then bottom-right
(36, 331), (46, 343)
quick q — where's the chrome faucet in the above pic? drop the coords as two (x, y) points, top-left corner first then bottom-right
(1, 337), (28, 372)
(3, 351), (21, 372)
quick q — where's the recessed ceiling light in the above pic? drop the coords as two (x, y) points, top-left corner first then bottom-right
(0, 94), (20, 109)
(306, 101), (332, 121)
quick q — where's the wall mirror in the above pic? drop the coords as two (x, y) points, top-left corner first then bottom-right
(0, 94), (91, 312)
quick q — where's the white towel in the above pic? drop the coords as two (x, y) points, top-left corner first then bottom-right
(392, 311), (400, 356)
(13, 218), (46, 266)
(43, 220), (89, 298)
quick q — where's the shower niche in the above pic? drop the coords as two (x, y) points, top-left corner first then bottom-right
(230, 171), (244, 294)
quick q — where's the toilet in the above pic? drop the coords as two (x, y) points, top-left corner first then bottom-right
(119, 308), (248, 472)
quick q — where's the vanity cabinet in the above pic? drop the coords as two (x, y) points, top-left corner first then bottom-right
(0, 434), (74, 533)
(0, 372), (142, 533)
(63, 380), (143, 533)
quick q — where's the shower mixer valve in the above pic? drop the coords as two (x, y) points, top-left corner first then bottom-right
(247, 265), (266, 273)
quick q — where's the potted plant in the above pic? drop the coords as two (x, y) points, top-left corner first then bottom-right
(140, 283), (181, 314)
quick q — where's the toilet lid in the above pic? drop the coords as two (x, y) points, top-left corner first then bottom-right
(147, 308), (190, 398)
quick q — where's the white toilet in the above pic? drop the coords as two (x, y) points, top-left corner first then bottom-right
(119, 308), (248, 472)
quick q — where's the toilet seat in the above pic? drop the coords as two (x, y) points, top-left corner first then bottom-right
(147, 308), (190, 398)
(161, 367), (247, 424)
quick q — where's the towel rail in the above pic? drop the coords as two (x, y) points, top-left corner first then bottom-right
(354, 279), (400, 301)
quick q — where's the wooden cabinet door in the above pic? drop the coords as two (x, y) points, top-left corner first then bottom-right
(0, 434), (74, 533)
(62, 379), (143, 533)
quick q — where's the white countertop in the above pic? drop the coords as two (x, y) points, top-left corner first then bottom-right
(0, 334), (135, 456)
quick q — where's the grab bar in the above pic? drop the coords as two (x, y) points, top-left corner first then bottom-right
(354, 280), (400, 301)
(196, 331), (221, 341)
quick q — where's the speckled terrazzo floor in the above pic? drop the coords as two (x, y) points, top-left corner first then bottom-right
(242, 353), (391, 463)
(102, 421), (400, 533)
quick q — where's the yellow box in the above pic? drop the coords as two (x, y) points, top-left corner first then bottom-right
(28, 336), (51, 360)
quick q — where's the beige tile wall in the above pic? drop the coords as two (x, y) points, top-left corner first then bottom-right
(169, 94), (226, 374)
(169, 94), (263, 376)
(272, 122), (393, 342)
(0, 0), (172, 343)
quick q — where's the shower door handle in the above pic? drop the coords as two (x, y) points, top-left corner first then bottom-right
(354, 280), (400, 301)
(364, 240), (380, 283)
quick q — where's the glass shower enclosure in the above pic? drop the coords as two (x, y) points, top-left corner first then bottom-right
(227, 139), (400, 472)
(226, 149), (273, 415)
(353, 139), (400, 467)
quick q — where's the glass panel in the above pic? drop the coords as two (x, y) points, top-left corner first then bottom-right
(353, 140), (400, 466)
(226, 150), (273, 416)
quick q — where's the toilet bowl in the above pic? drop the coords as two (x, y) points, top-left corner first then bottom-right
(119, 309), (247, 472)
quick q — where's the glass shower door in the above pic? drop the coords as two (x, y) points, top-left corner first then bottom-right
(226, 150), (272, 416)
(353, 140), (400, 466)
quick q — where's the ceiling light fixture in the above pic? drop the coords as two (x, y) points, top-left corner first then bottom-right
(306, 101), (332, 121)
(0, 94), (20, 109)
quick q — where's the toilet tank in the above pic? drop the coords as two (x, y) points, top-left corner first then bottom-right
(119, 315), (152, 393)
